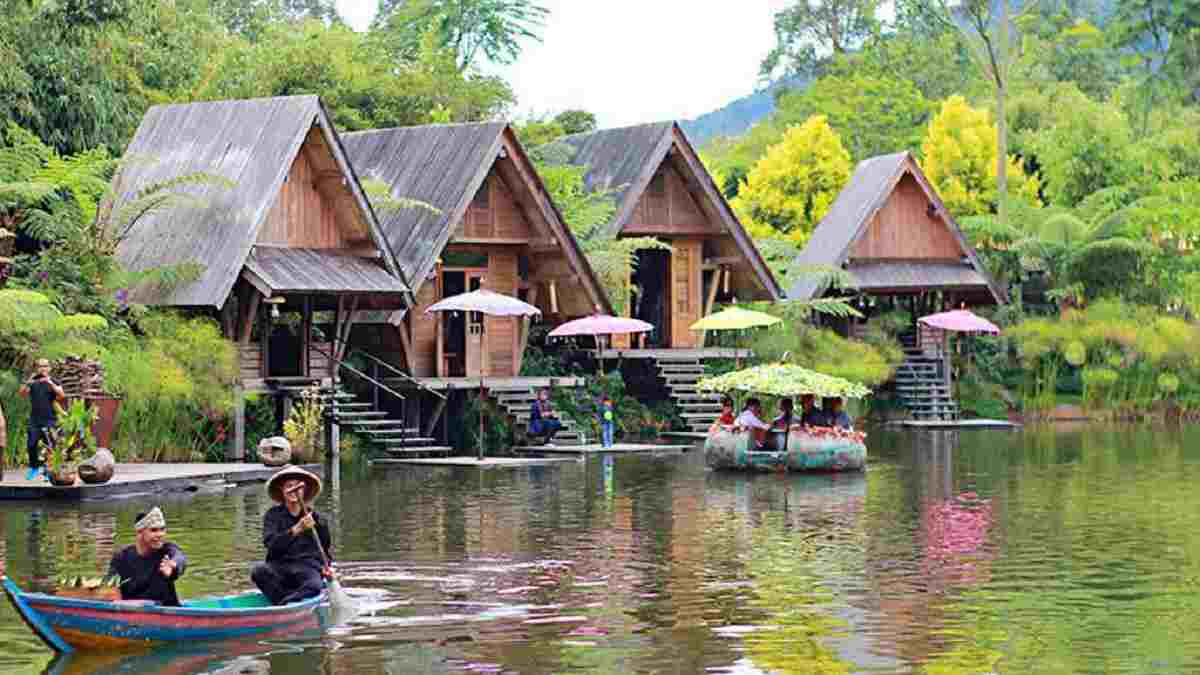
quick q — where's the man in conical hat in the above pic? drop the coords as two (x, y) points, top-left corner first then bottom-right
(251, 465), (333, 605)
(106, 506), (188, 606)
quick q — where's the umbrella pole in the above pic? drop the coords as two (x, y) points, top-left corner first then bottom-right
(479, 377), (485, 461)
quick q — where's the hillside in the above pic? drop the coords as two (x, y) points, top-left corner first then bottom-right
(681, 76), (808, 145)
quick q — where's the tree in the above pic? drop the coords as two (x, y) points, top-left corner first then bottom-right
(373, 0), (548, 70)
(1031, 88), (1134, 207)
(202, 21), (514, 128)
(554, 109), (597, 136)
(920, 96), (1040, 218)
(208, 0), (342, 40)
(775, 73), (930, 161)
(760, 0), (880, 78)
(731, 116), (852, 245)
(1111, 0), (1200, 106)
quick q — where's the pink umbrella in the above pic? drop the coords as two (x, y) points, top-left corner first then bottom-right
(548, 314), (653, 372)
(918, 310), (1001, 334)
(425, 289), (541, 460)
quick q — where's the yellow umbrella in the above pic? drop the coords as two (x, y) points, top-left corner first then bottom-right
(690, 307), (782, 365)
(690, 306), (782, 331)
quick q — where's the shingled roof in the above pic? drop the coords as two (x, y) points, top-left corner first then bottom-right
(542, 122), (783, 300)
(113, 95), (402, 307)
(788, 151), (1005, 304)
(342, 123), (611, 313)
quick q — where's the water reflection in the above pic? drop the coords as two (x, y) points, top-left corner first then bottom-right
(5, 427), (1200, 673)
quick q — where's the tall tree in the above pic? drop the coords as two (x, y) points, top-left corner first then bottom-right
(760, 0), (880, 79)
(209, 0), (342, 40)
(731, 115), (852, 245)
(920, 96), (1040, 218)
(373, 0), (548, 70)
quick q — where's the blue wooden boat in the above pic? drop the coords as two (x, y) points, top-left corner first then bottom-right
(2, 575), (327, 653)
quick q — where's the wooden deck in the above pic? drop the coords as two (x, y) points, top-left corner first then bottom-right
(596, 348), (751, 360)
(394, 376), (586, 391)
(368, 456), (579, 467)
(512, 443), (694, 455)
(660, 432), (709, 441)
(890, 419), (1022, 429)
(0, 463), (323, 501)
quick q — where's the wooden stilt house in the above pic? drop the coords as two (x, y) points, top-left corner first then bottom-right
(788, 151), (1007, 421)
(541, 122), (783, 352)
(111, 96), (410, 448)
(342, 123), (610, 381)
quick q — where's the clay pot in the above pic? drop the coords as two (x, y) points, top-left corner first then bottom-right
(79, 448), (115, 484)
(48, 468), (78, 487)
(257, 436), (292, 467)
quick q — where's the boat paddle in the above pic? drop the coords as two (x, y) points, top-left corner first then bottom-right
(288, 484), (357, 617)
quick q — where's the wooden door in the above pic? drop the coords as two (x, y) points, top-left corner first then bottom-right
(465, 273), (486, 376)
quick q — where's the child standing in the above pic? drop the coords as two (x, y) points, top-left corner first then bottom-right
(599, 395), (615, 448)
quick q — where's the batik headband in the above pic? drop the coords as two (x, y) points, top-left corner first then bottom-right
(135, 507), (166, 530)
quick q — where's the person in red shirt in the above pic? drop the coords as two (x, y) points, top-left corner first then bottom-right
(709, 395), (735, 434)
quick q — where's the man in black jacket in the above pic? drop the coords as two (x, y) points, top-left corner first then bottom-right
(107, 507), (187, 606)
(251, 466), (333, 605)
(18, 358), (65, 481)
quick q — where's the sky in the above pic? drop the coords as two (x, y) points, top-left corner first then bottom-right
(335, 0), (791, 128)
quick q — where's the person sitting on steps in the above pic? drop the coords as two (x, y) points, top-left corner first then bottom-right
(530, 388), (562, 447)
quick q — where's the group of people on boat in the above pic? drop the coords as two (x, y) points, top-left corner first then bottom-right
(104, 465), (333, 608)
(711, 394), (853, 451)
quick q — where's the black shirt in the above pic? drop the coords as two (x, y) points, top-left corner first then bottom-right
(27, 380), (57, 427)
(107, 543), (187, 606)
(262, 504), (333, 569)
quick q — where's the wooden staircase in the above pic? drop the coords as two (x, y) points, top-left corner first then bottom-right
(655, 356), (722, 433)
(895, 348), (959, 421)
(265, 384), (452, 458)
(493, 385), (585, 446)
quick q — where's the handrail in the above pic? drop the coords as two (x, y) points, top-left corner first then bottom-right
(347, 346), (446, 401)
(308, 342), (408, 404)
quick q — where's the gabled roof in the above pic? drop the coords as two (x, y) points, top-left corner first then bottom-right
(245, 247), (408, 295)
(788, 151), (1006, 303)
(113, 95), (402, 308)
(542, 122), (783, 300)
(342, 123), (612, 313)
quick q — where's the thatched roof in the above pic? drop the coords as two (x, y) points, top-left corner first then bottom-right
(541, 122), (783, 300)
(343, 123), (611, 313)
(112, 95), (401, 308)
(788, 151), (1005, 303)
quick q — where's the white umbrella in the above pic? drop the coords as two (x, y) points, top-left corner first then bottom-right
(425, 290), (541, 460)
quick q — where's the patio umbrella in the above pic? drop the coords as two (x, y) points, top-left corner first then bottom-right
(548, 314), (654, 372)
(696, 363), (871, 399)
(425, 289), (541, 460)
(918, 309), (1001, 335)
(690, 307), (782, 366)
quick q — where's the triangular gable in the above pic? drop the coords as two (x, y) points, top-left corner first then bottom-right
(343, 124), (611, 314)
(113, 96), (402, 307)
(787, 151), (1005, 303)
(544, 122), (783, 301)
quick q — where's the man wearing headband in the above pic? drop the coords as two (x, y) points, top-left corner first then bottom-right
(106, 507), (188, 606)
(252, 466), (333, 605)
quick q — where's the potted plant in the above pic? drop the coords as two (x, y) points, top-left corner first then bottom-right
(40, 399), (97, 486)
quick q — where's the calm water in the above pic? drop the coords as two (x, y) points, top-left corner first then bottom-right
(3, 425), (1200, 674)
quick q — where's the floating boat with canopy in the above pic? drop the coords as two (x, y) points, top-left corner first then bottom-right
(697, 363), (870, 472)
(2, 575), (327, 653)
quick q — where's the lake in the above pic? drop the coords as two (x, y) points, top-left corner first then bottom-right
(3, 425), (1199, 674)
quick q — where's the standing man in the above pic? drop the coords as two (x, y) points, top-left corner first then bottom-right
(19, 358), (65, 480)
(107, 507), (188, 606)
(252, 466), (333, 605)
(1, 398), (7, 479)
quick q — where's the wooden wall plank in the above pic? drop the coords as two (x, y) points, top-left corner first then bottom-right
(850, 173), (964, 260)
(409, 282), (439, 377)
(670, 239), (702, 348)
(485, 249), (518, 376)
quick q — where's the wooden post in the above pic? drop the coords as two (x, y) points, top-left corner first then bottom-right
(230, 383), (245, 462)
(302, 295), (312, 377)
(699, 267), (722, 348)
(424, 396), (447, 438)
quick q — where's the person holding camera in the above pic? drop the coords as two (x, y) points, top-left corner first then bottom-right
(18, 358), (65, 481)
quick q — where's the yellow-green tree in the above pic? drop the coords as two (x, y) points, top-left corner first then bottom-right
(732, 115), (852, 245)
(920, 96), (1041, 217)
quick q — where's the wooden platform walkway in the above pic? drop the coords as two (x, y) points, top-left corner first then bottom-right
(596, 348), (750, 360)
(0, 463), (322, 501)
(368, 456), (579, 468)
(890, 419), (1022, 429)
(396, 376), (586, 391)
(660, 432), (709, 441)
(512, 443), (694, 455)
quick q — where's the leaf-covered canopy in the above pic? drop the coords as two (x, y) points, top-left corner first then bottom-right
(697, 363), (871, 399)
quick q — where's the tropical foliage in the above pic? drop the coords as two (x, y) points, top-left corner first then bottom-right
(697, 363), (872, 399)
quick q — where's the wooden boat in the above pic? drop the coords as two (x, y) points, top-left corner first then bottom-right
(704, 426), (866, 472)
(2, 575), (327, 653)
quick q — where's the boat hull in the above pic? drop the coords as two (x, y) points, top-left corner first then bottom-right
(704, 428), (866, 472)
(3, 576), (326, 653)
